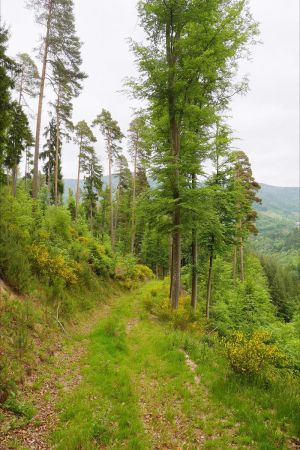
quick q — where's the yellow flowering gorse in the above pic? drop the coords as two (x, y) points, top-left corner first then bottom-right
(225, 331), (283, 376)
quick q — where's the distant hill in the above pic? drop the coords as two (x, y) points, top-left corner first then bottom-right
(64, 179), (299, 223)
(256, 184), (299, 221)
(64, 176), (113, 196)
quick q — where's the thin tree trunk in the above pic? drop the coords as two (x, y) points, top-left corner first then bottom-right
(169, 235), (173, 298)
(48, 163), (51, 201)
(191, 172), (197, 310)
(166, 16), (181, 309)
(18, 69), (24, 106)
(131, 143), (138, 254)
(90, 205), (93, 233)
(24, 150), (28, 192)
(191, 227), (197, 310)
(54, 91), (60, 205)
(240, 237), (244, 282)
(155, 263), (159, 279)
(75, 139), (82, 220)
(233, 246), (237, 284)
(206, 251), (214, 319)
(12, 165), (17, 197)
(32, 0), (53, 199)
(171, 205), (181, 309)
(114, 188), (119, 238)
(108, 138), (115, 252)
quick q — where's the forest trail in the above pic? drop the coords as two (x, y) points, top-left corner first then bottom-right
(1, 282), (298, 450)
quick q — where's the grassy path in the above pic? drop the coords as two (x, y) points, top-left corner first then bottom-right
(50, 283), (249, 450)
(3, 282), (298, 449)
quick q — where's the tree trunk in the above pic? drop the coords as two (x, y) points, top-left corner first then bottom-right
(54, 91), (60, 205)
(32, 0), (53, 199)
(233, 246), (237, 284)
(169, 235), (173, 298)
(191, 227), (197, 310)
(206, 251), (214, 319)
(240, 237), (244, 282)
(18, 69), (24, 106)
(24, 150), (28, 192)
(12, 165), (17, 197)
(75, 145), (81, 221)
(155, 263), (159, 279)
(90, 205), (93, 233)
(48, 163), (51, 201)
(114, 189), (119, 239)
(108, 138), (115, 252)
(131, 143), (138, 254)
(166, 16), (181, 309)
(171, 206), (181, 309)
(191, 172), (197, 310)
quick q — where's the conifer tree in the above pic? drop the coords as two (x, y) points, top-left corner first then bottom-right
(114, 154), (133, 253)
(40, 118), (63, 203)
(82, 148), (102, 232)
(128, 113), (150, 254)
(73, 120), (97, 220)
(5, 102), (34, 196)
(93, 109), (124, 251)
(28, 0), (85, 198)
(0, 27), (16, 183)
(231, 150), (261, 281)
(14, 53), (40, 106)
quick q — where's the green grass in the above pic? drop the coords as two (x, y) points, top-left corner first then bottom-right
(50, 281), (300, 449)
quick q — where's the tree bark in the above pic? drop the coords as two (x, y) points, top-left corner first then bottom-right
(75, 141), (81, 221)
(18, 69), (24, 106)
(166, 14), (181, 309)
(32, 0), (53, 199)
(240, 237), (244, 282)
(12, 165), (17, 197)
(108, 136), (115, 252)
(233, 246), (237, 284)
(171, 205), (181, 309)
(169, 235), (173, 298)
(206, 251), (214, 319)
(191, 173), (197, 310)
(54, 91), (60, 205)
(191, 227), (197, 310)
(130, 142), (138, 254)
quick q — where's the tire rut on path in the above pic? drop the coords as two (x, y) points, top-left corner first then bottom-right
(0, 303), (112, 450)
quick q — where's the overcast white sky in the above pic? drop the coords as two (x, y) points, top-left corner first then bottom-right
(2, 0), (299, 186)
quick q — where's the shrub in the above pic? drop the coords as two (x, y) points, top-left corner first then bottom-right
(31, 244), (78, 285)
(153, 295), (197, 330)
(88, 242), (114, 278)
(225, 331), (283, 378)
(132, 264), (154, 281)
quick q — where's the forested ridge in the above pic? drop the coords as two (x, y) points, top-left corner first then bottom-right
(0, 1), (299, 449)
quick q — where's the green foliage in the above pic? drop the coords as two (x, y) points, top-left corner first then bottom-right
(224, 331), (283, 378)
(202, 253), (275, 335)
(0, 188), (34, 292)
(260, 254), (299, 321)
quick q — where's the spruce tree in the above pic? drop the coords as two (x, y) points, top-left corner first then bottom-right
(81, 148), (102, 232)
(5, 102), (34, 196)
(0, 27), (16, 184)
(40, 118), (63, 203)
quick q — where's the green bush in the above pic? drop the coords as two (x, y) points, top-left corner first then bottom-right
(225, 330), (283, 378)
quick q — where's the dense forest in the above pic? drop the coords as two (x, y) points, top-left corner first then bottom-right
(0, 1), (299, 449)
